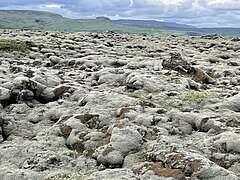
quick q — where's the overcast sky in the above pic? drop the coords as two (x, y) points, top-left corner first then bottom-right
(0, 0), (240, 27)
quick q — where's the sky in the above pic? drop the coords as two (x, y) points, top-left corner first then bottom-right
(0, 0), (240, 28)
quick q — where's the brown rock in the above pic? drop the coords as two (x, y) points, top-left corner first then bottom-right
(72, 141), (85, 153)
(132, 162), (152, 175)
(190, 160), (201, 173)
(162, 53), (194, 75)
(118, 107), (133, 119)
(74, 113), (100, 129)
(60, 125), (72, 138)
(53, 85), (69, 97)
(116, 121), (126, 129)
(102, 135), (111, 145)
(192, 67), (215, 84)
(209, 156), (228, 168)
(100, 126), (109, 133)
(102, 146), (114, 156)
(86, 148), (95, 158)
(151, 162), (185, 179)
(78, 132), (87, 139)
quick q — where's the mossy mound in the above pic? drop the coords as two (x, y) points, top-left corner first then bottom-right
(0, 39), (28, 52)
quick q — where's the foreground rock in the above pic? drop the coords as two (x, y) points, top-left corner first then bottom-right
(0, 29), (240, 179)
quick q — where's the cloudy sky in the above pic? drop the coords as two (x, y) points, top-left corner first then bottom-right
(0, 0), (240, 27)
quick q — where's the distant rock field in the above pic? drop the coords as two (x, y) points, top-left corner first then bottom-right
(1, 29), (240, 180)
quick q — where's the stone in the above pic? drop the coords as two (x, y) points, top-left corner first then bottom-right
(12, 76), (30, 89)
(83, 131), (106, 150)
(27, 108), (45, 123)
(162, 53), (215, 84)
(133, 114), (154, 127)
(89, 168), (137, 180)
(49, 56), (63, 65)
(228, 162), (240, 177)
(192, 67), (215, 84)
(9, 103), (30, 114)
(172, 118), (193, 135)
(62, 116), (89, 132)
(31, 74), (62, 87)
(19, 89), (34, 101)
(1, 116), (15, 138)
(125, 72), (144, 90)
(123, 153), (141, 168)
(162, 52), (194, 75)
(125, 72), (162, 92)
(213, 132), (240, 153)
(0, 87), (11, 106)
(53, 85), (69, 97)
(221, 94), (240, 112)
(151, 162), (185, 179)
(46, 106), (71, 122)
(140, 170), (173, 180)
(39, 87), (56, 102)
(0, 126), (3, 142)
(0, 167), (44, 180)
(194, 164), (238, 180)
(110, 127), (143, 156)
(168, 110), (215, 133)
(66, 129), (85, 152)
(0, 82), (14, 89)
(95, 145), (124, 167)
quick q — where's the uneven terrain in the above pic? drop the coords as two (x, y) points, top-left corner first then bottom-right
(0, 30), (240, 180)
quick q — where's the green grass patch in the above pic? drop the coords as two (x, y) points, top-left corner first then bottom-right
(0, 39), (28, 52)
(155, 91), (213, 110)
(44, 172), (89, 180)
(127, 90), (214, 110)
(62, 150), (82, 158)
(180, 91), (209, 103)
(155, 99), (174, 110)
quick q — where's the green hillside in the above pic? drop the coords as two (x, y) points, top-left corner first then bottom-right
(0, 10), (185, 35)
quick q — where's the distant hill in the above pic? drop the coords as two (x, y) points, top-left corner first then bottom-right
(0, 10), (185, 35)
(197, 28), (240, 37)
(0, 10), (239, 36)
(114, 19), (195, 29)
(113, 19), (240, 36)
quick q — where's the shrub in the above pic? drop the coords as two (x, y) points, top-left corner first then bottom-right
(0, 39), (28, 52)
(180, 91), (209, 103)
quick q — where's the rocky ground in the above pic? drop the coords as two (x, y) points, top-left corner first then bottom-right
(0, 29), (240, 180)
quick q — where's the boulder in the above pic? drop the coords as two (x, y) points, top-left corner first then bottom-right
(0, 87), (11, 106)
(221, 94), (240, 112)
(110, 127), (142, 156)
(89, 168), (137, 180)
(94, 145), (124, 167)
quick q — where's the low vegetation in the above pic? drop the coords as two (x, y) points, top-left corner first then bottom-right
(44, 172), (88, 180)
(0, 39), (28, 52)
(62, 150), (82, 158)
(180, 91), (210, 103)
(128, 90), (213, 110)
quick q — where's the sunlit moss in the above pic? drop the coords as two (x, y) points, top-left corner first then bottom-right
(0, 39), (28, 52)
(62, 150), (82, 158)
(180, 91), (209, 103)
(44, 172), (89, 180)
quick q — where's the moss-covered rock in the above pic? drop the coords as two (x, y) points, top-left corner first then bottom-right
(0, 39), (28, 52)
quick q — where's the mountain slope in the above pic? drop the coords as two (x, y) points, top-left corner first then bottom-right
(0, 10), (239, 36)
(114, 19), (195, 29)
(0, 10), (185, 35)
(0, 10), (64, 29)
